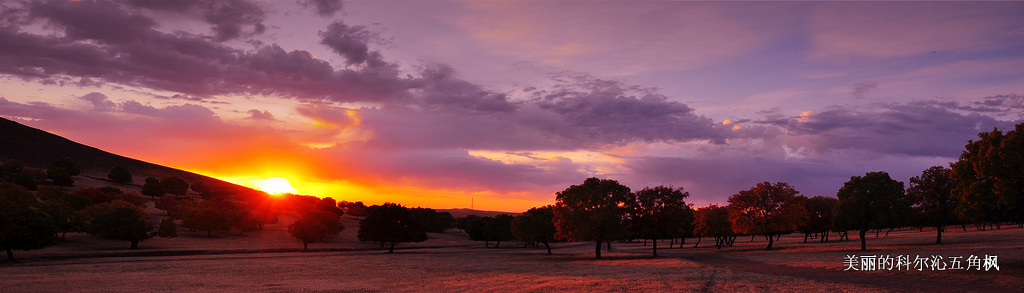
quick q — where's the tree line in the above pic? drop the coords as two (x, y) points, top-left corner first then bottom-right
(1, 123), (1020, 260)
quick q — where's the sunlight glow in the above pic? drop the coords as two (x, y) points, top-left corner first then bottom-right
(253, 177), (298, 195)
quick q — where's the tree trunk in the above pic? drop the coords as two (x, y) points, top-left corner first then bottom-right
(594, 241), (602, 259)
(6, 248), (13, 262)
(803, 233), (808, 244)
(485, 240), (489, 247)
(495, 240), (501, 248)
(130, 240), (139, 249)
(935, 225), (943, 244)
(694, 236), (701, 248)
(652, 238), (658, 257)
(766, 234), (774, 250)
(776, 234), (781, 241)
(643, 239), (647, 246)
(606, 242), (612, 252)
(543, 241), (551, 255)
(859, 229), (868, 251)
(303, 242), (309, 252)
(669, 238), (674, 248)
(388, 242), (396, 253)
(207, 230), (212, 237)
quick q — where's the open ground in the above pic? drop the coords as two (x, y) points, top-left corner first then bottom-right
(2, 206), (1022, 292)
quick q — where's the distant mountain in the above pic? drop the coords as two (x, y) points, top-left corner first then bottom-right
(0, 117), (260, 197)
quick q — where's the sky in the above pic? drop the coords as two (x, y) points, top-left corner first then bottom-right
(1, 0), (1022, 212)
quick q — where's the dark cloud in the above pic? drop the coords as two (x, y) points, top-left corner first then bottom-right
(320, 21), (376, 65)
(762, 101), (1018, 157)
(850, 81), (878, 99)
(301, 0), (344, 17)
(245, 109), (276, 121)
(0, 1), (413, 103)
(123, 0), (266, 41)
(78, 92), (116, 111)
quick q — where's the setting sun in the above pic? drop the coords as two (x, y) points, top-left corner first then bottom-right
(253, 177), (298, 195)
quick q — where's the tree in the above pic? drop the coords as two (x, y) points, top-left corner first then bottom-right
(951, 123), (1024, 227)
(85, 200), (152, 249)
(833, 171), (911, 251)
(798, 196), (838, 243)
(0, 182), (36, 206)
(157, 218), (178, 238)
(727, 182), (807, 250)
(909, 166), (957, 244)
(625, 185), (693, 257)
(485, 214), (516, 247)
(693, 205), (734, 249)
(288, 209), (344, 251)
(141, 177), (165, 200)
(160, 176), (190, 197)
(50, 159), (80, 176)
(553, 177), (630, 259)
(182, 201), (230, 237)
(38, 192), (90, 240)
(1, 184), (58, 261)
(0, 205), (58, 261)
(357, 203), (428, 253)
(107, 167), (133, 185)
(512, 205), (557, 254)
(345, 201), (367, 219)
(46, 166), (74, 187)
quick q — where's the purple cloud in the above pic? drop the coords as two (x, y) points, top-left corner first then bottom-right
(300, 0), (344, 17)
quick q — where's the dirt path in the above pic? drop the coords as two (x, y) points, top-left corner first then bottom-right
(682, 253), (1018, 293)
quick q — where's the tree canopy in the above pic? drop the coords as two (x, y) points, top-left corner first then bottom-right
(85, 200), (152, 249)
(288, 208), (343, 251)
(141, 177), (165, 199)
(625, 185), (693, 257)
(727, 182), (806, 250)
(833, 171), (911, 251)
(951, 123), (1024, 225)
(357, 203), (427, 253)
(512, 205), (557, 254)
(909, 165), (957, 244)
(694, 205), (733, 249)
(107, 167), (132, 185)
(160, 176), (190, 197)
(553, 177), (630, 259)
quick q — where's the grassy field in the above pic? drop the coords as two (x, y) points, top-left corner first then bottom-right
(3, 210), (1022, 292)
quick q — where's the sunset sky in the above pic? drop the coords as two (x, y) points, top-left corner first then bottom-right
(1, 0), (1022, 212)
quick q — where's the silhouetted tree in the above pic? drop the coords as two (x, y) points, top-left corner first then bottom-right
(909, 166), (957, 244)
(553, 177), (630, 259)
(142, 177), (165, 200)
(345, 201), (367, 219)
(50, 159), (80, 176)
(727, 182), (807, 250)
(182, 201), (230, 237)
(85, 200), (152, 249)
(0, 182), (36, 206)
(107, 167), (132, 185)
(0, 205), (57, 261)
(37, 188), (90, 240)
(410, 208), (454, 233)
(160, 176), (190, 197)
(157, 218), (177, 238)
(456, 215), (479, 233)
(46, 166), (73, 187)
(485, 214), (516, 247)
(288, 209), (344, 251)
(626, 185), (693, 257)
(694, 205), (734, 249)
(798, 196), (838, 243)
(833, 171), (911, 251)
(951, 123), (1024, 227)
(357, 203), (427, 253)
(512, 205), (556, 254)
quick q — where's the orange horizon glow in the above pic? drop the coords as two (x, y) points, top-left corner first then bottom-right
(195, 169), (547, 214)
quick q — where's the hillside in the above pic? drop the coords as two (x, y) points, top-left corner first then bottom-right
(0, 117), (258, 196)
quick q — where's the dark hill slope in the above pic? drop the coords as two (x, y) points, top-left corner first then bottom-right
(0, 117), (260, 197)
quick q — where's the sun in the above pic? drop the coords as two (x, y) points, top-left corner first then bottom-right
(253, 177), (297, 195)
